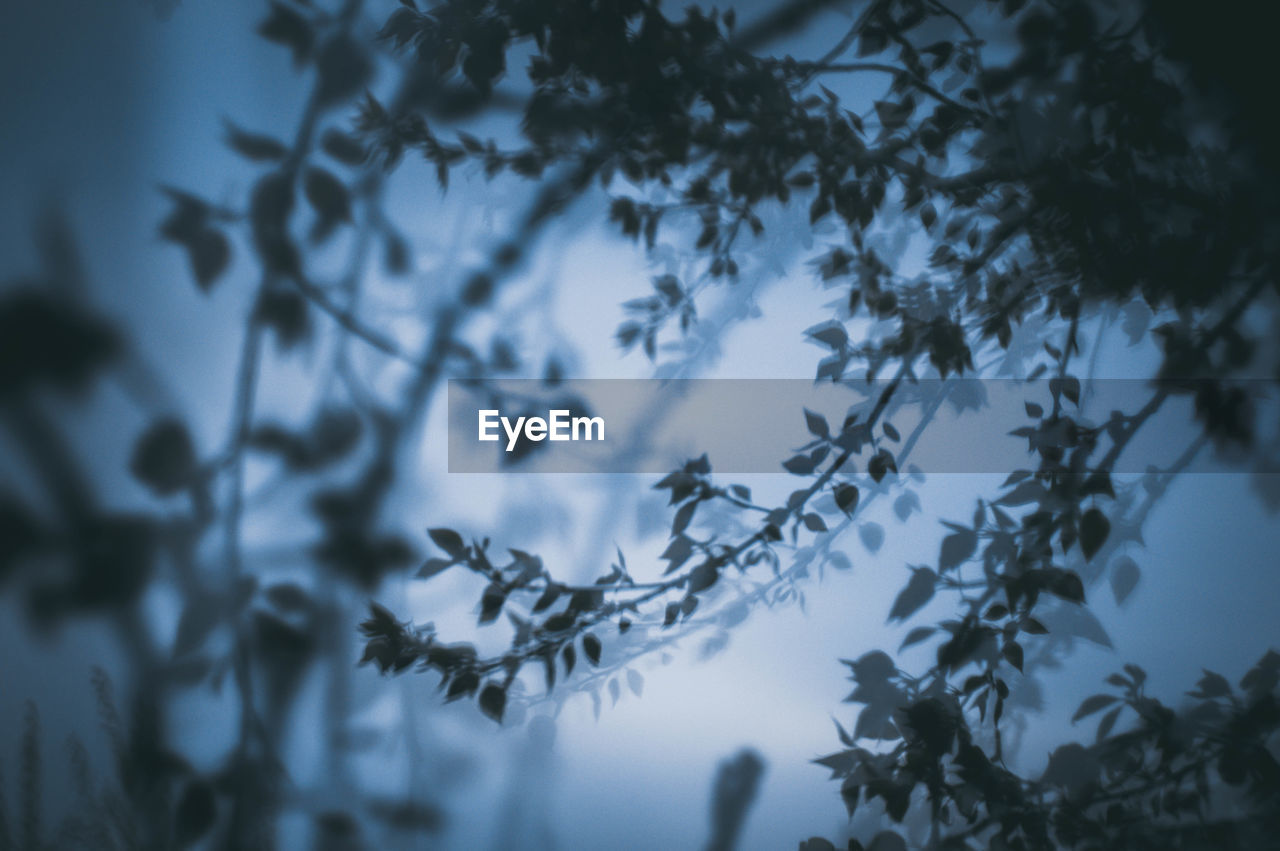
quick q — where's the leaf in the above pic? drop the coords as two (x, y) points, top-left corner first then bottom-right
(1042, 743), (1099, 792)
(883, 422), (900, 441)
(803, 513), (828, 532)
(888, 569), (936, 621)
(783, 454), (816, 475)
(478, 684), (506, 723)
(1079, 508), (1110, 561)
(258, 1), (313, 65)
(804, 408), (830, 438)
(626, 669), (644, 697)
(858, 522), (884, 553)
(1061, 376), (1081, 405)
(1095, 705), (1123, 741)
(1082, 471), (1114, 498)
(427, 528), (466, 559)
(187, 229), (232, 290)
(1002, 640), (1024, 672)
(562, 642), (577, 675)
(446, 671), (479, 701)
(835, 484), (860, 514)
(1109, 555), (1140, 604)
(478, 584), (505, 624)
(938, 528), (976, 571)
(1052, 570), (1086, 603)
(224, 121), (289, 161)
(1191, 669), (1231, 699)
(253, 290), (308, 346)
(304, 167), (352, 237)
(532, 585), (560, 612)
(840, 778), (860, 817)
(672, 501), (697, 536)
(1022, 618), (1048, 635)
(868, 449), (896, 482)
(582, 633), (602, 665)
(130, 419), (198, 496)
(805, 321), (848, 350)
(417, 558), (453, 580)
(899, 626), (934, 650)
(1072, 694), (1118, 723)
(321, 128), (368, 165)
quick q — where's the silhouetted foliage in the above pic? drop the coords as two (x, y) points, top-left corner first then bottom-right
(351, 0), (1280, 847)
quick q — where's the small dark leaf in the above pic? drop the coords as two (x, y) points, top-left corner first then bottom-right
(672, 501), (697, 535)
(258, 2), (313, 65)
(868, 449), (896, 482)
(783, 454), (816, 476)
(304, 167), (352, 240)
(1052, 571), (1086, 603)
(427, 528), (467, 559)
(1022, 618), (1048, 635)
(532, 585), (560, 612)
(803, 513), (828, 532)
(804, 408), (830, 439)
(626, 669), (644, 697)
(562, 642), (577, 674)
(582, 633), (602, 665)
(858, 523), (884, 553)
(1002, 640), (1023, 672)
(1109, 555), (1140, 604)
(1080, 508), (1110, 561)
(889, 568), (936, 621)
(938, 528), (976, 571)
(130, 419), (198, 496)
(1191, 669), (1231, 699)
(1072, 694), (1118, 723)
(478, 584), (505, 624)
(899, 626), (934, 650)
(253, 289), (309, 347)
(446, 671), (479, 702)
(224, 121), (289, 161)
(835, 484), (860, 514)
(321, 129), (368, 165)
(1096, 705), (1123, 741)
(478, 683), (506, 723)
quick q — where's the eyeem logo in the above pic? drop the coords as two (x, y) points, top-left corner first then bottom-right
(478, 409), (605, 452)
